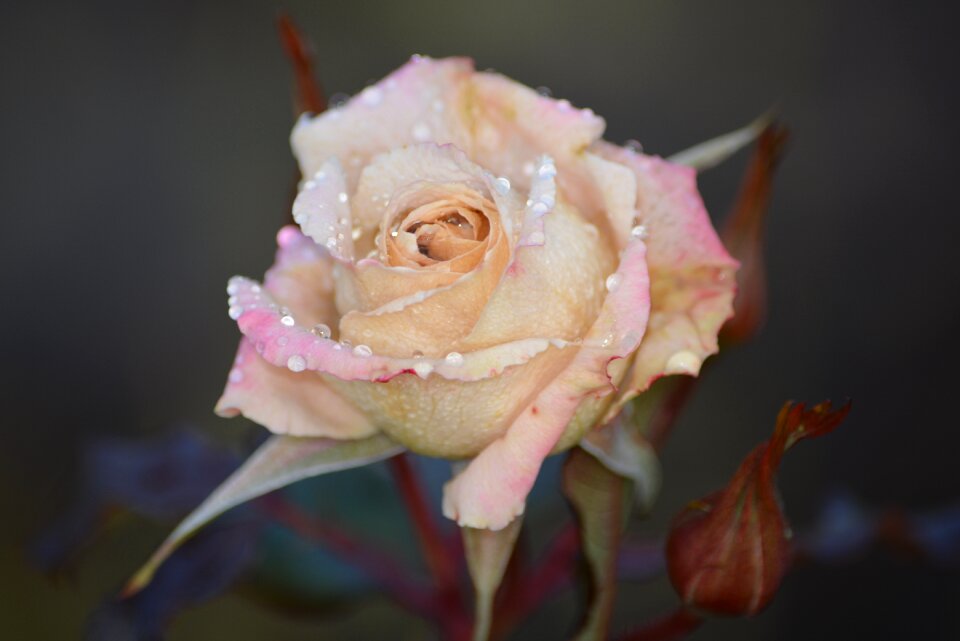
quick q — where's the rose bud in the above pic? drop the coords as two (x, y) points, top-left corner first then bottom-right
(216, 57), (738, 530)
(666, 400), (851, 616)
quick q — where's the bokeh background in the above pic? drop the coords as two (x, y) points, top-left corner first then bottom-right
(2, 0), (959, 639)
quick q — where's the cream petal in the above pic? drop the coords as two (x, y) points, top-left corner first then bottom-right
(442, 238), (651, 530)
(291, 57), (475, 191)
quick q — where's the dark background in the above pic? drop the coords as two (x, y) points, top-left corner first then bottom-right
(2, 0), (959, 639)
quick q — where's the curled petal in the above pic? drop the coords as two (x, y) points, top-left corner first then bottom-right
(442, 239), (650, 530)
(292, 158), (355, 262)
(594, 144), (737, 420)
(216, 339), (377, 439)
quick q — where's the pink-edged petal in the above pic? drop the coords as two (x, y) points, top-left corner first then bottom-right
(226, 274), (567, 383)
(442, 239), (650, 530)
(216, 339), (377, 439)
(593, 143), (738, 420)
(583, 152), (639, 250)
(258, 225), (338, 331)
(291, 158), (355, 262)
(291, 57), (474, 190)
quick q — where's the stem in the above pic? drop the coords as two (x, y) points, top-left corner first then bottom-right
(389, 454), (470, 640)
(617, 608), (703, 641)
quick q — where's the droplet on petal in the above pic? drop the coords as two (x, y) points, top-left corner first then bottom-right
(353, 344), (373, 357)
(286, 354), (307, 372)
(631, 224), (649, 240)
(664, 350), (702, 375)
(338, 192), (348, 204)
(361, 86), (383, 106)
(228, 305), (243, 320)
(494, 176), (511, 194)
(605, 273), (622, 292)
(228, 368), (243, 383)
(280, 313), (296, 327)
(445, 351), (464, 366)
(311, 323), (331, 339)
(625, 139), (644, 153)
(413, 361), (433, 378)
(411, 122), (431, 141)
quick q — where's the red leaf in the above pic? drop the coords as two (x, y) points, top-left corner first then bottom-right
(720, 124), (789, 345)
(665, 400), (850, 616)
(277, 13), (326, 115)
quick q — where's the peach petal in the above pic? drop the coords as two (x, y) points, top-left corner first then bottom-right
(262, 225), (339, 331)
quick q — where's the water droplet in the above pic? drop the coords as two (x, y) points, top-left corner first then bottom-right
(411, 122), (431, 141)
(536, 86), (552, 97)
(630, 224), (649, 240)
(361, 86), (382, 105)
(339, 339), (352, 348)
(304, 179), (316, 190)
(600, 333), (614, 348)
(537, 162), (557, 178)
(338, 192), (348, 204)
(314, 170), (326, 180)
(280, 313), (295, 327)
(228, 368), (244, 383)
(338, 216), (348, 226)
(531, 201), (548, 215)
(329, 92), (349, 108)
(353, 344), (372, 357)
(413, 361), (433, 378)
(605, 273), (622, 292)
(412, 350), (424, 358)
(286, 354), (307, 372)
(277, 336), (289, 346)
(557, 99), (572, 111)
(352, 227), (363, 241)
(624, 139), (643, 153)
(444, 351), (464, 366)
(665, 350), (702, 375)
(325, 237), (338, 249)
(255, 341), (265, 354)
(494, 176), (511, 195)
(311, 323), (331, 339)
(228, 305), (243, 320)
(527, 230), (546, 245)
(522, 161), (535, 176)
(227, 282), (239, 295)
(539, 193), (556, 208)
(228, 295), (238, 306)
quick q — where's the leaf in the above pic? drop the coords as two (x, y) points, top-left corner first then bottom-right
(562, 447), (633, 641)
(666, 400), (850, 616)
(667, 111), (773, 172)
(124, 433), (402, 596)
(720, 123), (789, 344)
(462, 518), (523, 641)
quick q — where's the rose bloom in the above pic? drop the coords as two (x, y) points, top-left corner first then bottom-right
(217, 56), (736, 530)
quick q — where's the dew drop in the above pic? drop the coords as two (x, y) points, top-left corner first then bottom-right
(228, 305), (243, 320)
(412, 350), (424, 358)
(531, 201), (548, 215)
(280, 313), (295, 327)
(277, 336), (289, 347)
(630, 224), (649, 240)
(255, 341), (265, 354)
(536, 86), (552, 97)
(522, 161), (535, 176)
(444, 351), (464, 366)
(537, 162), (557, 178)
(411, 122), (431, 141)
(353, 344), (372, 357)
(311, 323), (331, 339)
(605, 273), (622, 292)
(494, 176), (511, 195)
(361, 86), (383, 106)
(286, 354), (307, 372)
(329, 92), (349, 108)
(624, 139), (644, 153)
(413, 361), (433, 378)
(303, 179), (316, 190)
(227, 282), (239, 295)
(338, 192), (348, 204)
(527, 230), (546, 245)
(228, 368), (244, 383)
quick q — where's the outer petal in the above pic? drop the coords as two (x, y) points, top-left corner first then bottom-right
(216, 339), (377, 439)
(291, 57), (474, 190)
(594, 143), (738, 420)
(442, 238), (651, 530)
(291, 158), (355, 262)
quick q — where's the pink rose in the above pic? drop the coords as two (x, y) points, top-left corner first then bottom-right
(216, 56), (736, 530)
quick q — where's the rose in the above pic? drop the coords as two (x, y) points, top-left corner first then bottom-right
(216, 56), (736, 530)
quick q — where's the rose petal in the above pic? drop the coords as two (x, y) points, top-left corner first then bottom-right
(442, 238), (650, 530)
(216, 339), (377, 439)
(594, 144), (738, 420)
(291, 57), (474, 191)
(263, 225), (339, 332)
(584, 152), (639, 250)
(291, 158), (355, 262)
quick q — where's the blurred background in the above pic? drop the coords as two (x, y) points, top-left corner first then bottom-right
(2, 0), (959, 639)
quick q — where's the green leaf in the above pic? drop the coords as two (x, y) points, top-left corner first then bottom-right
(124, 433), (402, 595)
(667, 111), (773, 171)
(562, 447), (633, 641)
(462, 518), (523, 641)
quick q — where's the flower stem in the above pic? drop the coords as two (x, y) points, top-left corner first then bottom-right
(388, 454), (470, 640)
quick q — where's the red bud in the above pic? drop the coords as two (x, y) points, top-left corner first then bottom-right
(666, 400), (850, 616)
